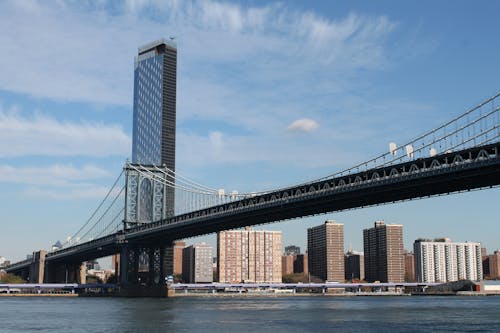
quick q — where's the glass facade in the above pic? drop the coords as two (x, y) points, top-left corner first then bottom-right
(130, 39), (177, 219)
(132, 39), (177, 170)
(132, 54), (164, 165)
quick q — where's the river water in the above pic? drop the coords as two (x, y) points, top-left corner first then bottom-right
(1, 296), (499, 332)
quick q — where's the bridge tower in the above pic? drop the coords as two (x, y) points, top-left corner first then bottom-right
(124, 164), (172, 229)
(117, 164), (175, 294)
(117, 39), (178, 295)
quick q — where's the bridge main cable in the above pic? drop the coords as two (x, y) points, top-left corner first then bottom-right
(67, 169), (125, 244)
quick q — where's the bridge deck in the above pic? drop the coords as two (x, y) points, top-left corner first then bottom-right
(5, 142), (500, 270)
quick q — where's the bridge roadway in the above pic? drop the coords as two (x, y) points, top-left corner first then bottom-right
(6, 142), (500, 272)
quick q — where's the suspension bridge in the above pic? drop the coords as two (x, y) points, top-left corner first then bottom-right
(4, 92), (500, 295)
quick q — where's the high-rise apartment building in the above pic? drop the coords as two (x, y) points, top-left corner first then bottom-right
(218, 228), (282, 283)
(345, 251), (364, 281)
(481, 247), (488, 277)
(173, 240), (186, 276)
(132, 39), (177, 216)
(363, 221), (404, 283)
(182, 243), (213, 283)
(307, 220), (344, 282)
(295, 254), (308, 275)
(282, 253), (309, 276)
(404, 251), (415, 282)
(489, 251), (500, 279)
(413, 238), (483, 283)
(282, 245), (303, 276)
(282, 255), (295, 275)
(483, 256), (491, 278)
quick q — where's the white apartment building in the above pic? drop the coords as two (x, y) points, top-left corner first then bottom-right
(414, 238), (482, 283)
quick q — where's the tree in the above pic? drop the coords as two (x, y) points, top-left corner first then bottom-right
(0, 272), (26, 283)
(282, 273), (309, 283)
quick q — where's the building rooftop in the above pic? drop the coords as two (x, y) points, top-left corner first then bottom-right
(325, 220), (343, 225)
(138, 38), (176, 55)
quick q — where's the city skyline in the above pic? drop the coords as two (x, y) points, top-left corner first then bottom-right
(1, 1), (499, 262)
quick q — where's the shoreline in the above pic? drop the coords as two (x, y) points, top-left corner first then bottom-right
(1, 292), (497, 298)
(0, 293), (78, 297)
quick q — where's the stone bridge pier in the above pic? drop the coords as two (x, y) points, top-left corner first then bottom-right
(28, 250), (47, 283)
(9, 250), (85, 284)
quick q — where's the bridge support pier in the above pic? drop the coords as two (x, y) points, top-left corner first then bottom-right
(117, 242), (174, 297)
(44, 261), (86, 284)
(29, 250), (46, 284)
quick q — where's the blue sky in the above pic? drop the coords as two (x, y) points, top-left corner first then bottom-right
(0, 0), (499, 262)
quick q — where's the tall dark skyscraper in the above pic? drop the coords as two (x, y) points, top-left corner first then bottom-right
(131, 39), (177, 217)
(132, 39), (177, 167)
(307, 220), (344, 282)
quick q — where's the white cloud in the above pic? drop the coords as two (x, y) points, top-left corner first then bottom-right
(0, 163), (122, 200)
(0, 1), (135, 104)
(0, 107), (131, 157)
(0, 1), (396, 105)
(287, 118), (319, 133)
(0, 164), (110, 186)
(0, 0), (418, 173)
(209, 131), (223, 153)
(177, 130), (361, 170)
(200, 1), (244, 32)
(24, 186), (123, 200)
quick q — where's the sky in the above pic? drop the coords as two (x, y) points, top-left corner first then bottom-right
(0, 0), (499, 262)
